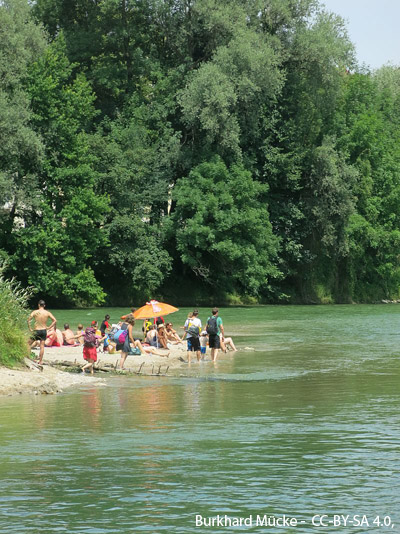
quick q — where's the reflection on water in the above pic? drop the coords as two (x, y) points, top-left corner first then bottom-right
(1, 305), (400, 533)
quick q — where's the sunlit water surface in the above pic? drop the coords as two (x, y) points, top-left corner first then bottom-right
(1, 305), (400, 533)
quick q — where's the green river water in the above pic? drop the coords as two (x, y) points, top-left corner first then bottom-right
(1, 305), (400, 533)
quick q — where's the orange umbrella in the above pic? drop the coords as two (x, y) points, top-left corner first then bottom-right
(133, 300), (179, 320)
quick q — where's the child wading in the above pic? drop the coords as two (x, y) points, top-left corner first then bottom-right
(80, 323), (99, 374)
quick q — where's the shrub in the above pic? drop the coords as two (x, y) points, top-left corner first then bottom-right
(0, 265), (32, 366)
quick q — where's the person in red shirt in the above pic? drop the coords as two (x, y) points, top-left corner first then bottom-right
(100, 315), (111, 335)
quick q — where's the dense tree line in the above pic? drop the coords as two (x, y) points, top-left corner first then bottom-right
(1, 0), (400, 306)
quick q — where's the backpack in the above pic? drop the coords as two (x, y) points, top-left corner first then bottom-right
(206, 316), (219, 335)
(187, 323), (200, 337)
(113, 328), (128, 344)
(84, 327), (97, 348)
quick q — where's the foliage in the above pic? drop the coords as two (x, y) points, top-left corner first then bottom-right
(172, 158), (281, 298)
(2, 0), (400, 305)
(5, 37), (109, 306)
(0, 0), (46, 257)
(0, 263), (32, 366)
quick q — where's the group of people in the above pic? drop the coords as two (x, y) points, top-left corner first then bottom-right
(182, 307), (237, 363)
(27, 301), (237, 373)
(27, 303), (170, 373)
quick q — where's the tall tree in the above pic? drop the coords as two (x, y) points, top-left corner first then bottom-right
(8, 37), (110, 306)
(171, 157), (281, 299)
(0, 0), (46, 258)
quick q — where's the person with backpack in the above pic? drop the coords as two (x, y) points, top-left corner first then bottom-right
(79, 322), (101, 375)
(119, 315), (169, 368)
(206, 307), (224, 362)
(117, 315), (137, 369)
(184, 309), (202, 362)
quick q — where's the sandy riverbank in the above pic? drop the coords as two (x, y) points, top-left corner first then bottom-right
(0, 362), (104, 396)
(0, 342), (189, 396)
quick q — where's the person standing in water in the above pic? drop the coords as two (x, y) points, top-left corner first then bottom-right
(27, 300), (57, 365)
(206, 307), (224, 362)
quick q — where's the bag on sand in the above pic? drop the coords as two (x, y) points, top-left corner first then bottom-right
(206, 316), (218, 335)
(84, 327), (97, 348)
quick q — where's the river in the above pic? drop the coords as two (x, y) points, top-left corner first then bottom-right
(1, 305), (399, 533)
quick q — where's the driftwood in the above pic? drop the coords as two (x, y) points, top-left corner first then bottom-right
(24, 358), (43, 372)
(46, 359), (169, 377)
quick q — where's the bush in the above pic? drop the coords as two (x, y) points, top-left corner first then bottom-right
(0, 265), (32, 366)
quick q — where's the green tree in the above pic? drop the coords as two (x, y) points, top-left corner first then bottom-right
(91, 86), (179, 302)
(336, 72), (400, 301)
(179, 4), (283, 163)
(8, 38), (109, 306)
(171, 157), (281, 298)
(33, 0), (154, 117)
(0, 0), (46, 259)
(263, 7), (356, 300)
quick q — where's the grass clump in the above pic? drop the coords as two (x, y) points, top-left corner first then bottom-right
(0, 265), (32, 367)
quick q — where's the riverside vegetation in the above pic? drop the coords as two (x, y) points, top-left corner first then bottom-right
(0, 265), (31, 366)
(2, 0), (400, 307)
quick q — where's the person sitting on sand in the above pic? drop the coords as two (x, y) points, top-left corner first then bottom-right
(165, 322), (183, 344)
(76, 324), (84, 344)
(62, 323), (76, 346)
(145, 324), (159, 347)
(156, 324), (169, 349)
(45, 326), (64, 347)
(119, 315), (169, 369)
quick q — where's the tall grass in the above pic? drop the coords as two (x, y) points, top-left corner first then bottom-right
(0, 265), (32, 367)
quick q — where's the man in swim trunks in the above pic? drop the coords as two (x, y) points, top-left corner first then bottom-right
(27, 300), (57, 365)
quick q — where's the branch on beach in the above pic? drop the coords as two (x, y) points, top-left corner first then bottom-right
(47, 360), (170, 377)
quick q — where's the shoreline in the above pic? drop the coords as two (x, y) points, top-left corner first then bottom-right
(0, 362), (104, 396)
(0, 342), (189, 397)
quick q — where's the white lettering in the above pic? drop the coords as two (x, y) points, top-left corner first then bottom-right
(244, 516), (253, 526)
(312, 515), (328, 527)
(256, 515), (268, 526)
(333, 514), (350, 526)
